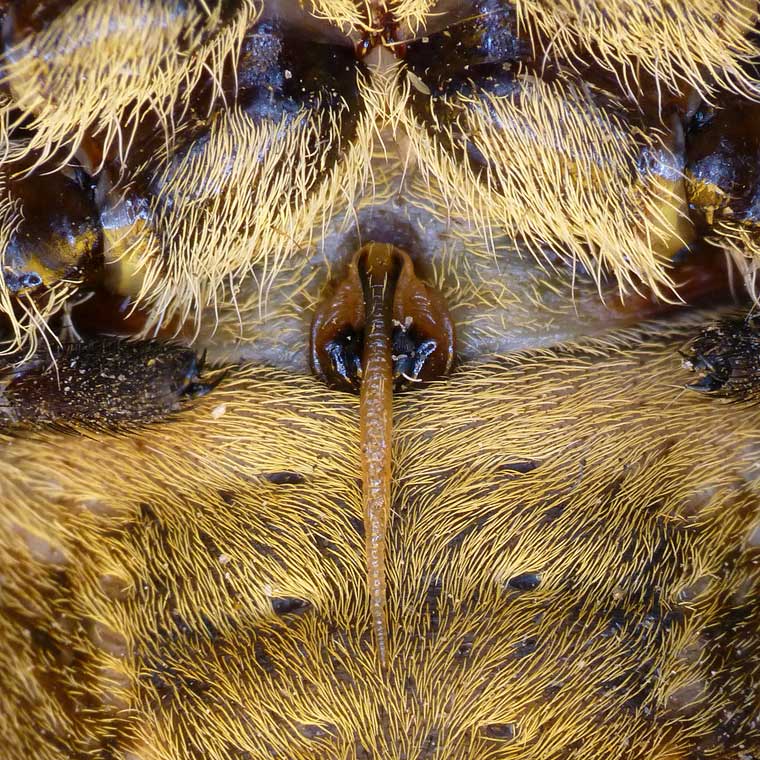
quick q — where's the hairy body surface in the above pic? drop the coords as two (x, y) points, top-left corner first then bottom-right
(2, 316), (759, 758)
(0, 1), (760, 759)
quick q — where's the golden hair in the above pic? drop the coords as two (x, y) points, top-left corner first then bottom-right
(0, 0), (757, 352)
(516, 0), (760, 102)
(1, 0), (260, 165)
(1, 316), (759, 758)
(399, 69), (690, 300)
(1, 1), (760, 758)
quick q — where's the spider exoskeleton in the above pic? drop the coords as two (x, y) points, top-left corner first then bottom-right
(1, 3), (760, 760)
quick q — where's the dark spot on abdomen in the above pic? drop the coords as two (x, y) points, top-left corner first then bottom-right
(263, 471), (306, 485)
(271, 597), (311, 616)
(507, 572), (542, 591)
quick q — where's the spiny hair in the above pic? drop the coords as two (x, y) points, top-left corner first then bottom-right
(516, 0), (760, 103)
(205, 142), (623, 369)
(0, 0), (260, 355)
(0, 1), (375, 351)
(712, 222), (760, 306)
(107, 83), (375, 341)
(303, 0), (367, 30)
(388, 0), (438, 34)
(0, 0), (756, 357)
(0, 0), (259, 167)
(372, 0), (760, 95)
(0, 162), (78, 363)
(401, 69), (690, 301)
(1, 314), (758, 759)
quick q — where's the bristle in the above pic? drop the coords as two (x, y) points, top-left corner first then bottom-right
(713, 222), (760, 305)
(0, 0), (749, 355)
(1, 315), (758, 758)
(103, 92), (374, 341)
(392, 0), (439, 33)
(303, 0), (367, 30)
(0, 0), (259, 168)
(401, 70), (689, 300)
(0, 177), (73, 363)
(516, 0), (760, 102)
(0, 3), (759, 758)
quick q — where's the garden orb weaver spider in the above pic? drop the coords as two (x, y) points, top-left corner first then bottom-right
(0, 1), (760, 759)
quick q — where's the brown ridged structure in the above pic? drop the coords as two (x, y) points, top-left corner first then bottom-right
(310, 242), (456, 669)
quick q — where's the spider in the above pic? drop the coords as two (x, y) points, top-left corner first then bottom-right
(0, 1), (759, 759)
